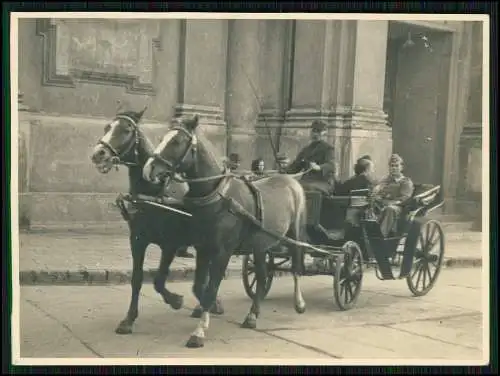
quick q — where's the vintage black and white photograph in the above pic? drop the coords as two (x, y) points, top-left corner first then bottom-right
(11, 12), (489, 365)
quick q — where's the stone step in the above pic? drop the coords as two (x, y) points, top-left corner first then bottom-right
(440, 221), (475, 233)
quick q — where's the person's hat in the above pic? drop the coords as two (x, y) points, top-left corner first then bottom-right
(389, 153), (404, 164)
(359, 154), (372, 161)
(229, 153), (241, 163)
(311, 120), (327, 132)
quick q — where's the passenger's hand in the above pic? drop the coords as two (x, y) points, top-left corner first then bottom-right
(310, 162), (321, 171)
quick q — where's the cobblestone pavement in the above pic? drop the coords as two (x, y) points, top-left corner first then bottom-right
(17, 268), (487, 364)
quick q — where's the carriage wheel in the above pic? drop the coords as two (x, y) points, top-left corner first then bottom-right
(242, 252), (274, 300)
(406, 219), (445, 297)
(333, 241), (364, 311)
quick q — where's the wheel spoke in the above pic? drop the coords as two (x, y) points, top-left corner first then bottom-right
(345, 282), (353, 303)
(415, 265), (424, 290)
(422, 263), (427, 288)
(426, 223), (436, 245)
(411, 260), (422, 279)
(250, 276), (257, 290)
(426, 262), (433, 282)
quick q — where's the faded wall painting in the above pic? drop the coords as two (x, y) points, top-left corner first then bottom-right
(37, 18), (160, 94)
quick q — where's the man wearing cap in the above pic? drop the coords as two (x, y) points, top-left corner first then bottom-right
(372, 154), (414, 237)
(226, 152), (242, 172)
(286, 120), (336, 195)
(276, 153), (290, 173)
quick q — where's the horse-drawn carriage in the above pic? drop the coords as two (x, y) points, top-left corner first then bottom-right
(242, 183), (446, 310)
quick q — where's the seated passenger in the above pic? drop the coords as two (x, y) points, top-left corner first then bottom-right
(225, 152), (242, 172)
(336, 156), (376, 196)
(276, 153), (290, 173)
(372, 154), (414, 237)
(251, 157), (265, 176)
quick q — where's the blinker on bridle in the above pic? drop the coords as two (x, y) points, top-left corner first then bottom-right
(152, 125), (198, 179)
(98, 114), (141, 167)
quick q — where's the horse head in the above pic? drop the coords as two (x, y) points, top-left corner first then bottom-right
(90, 106), (148, 174)
(142, 114), (200, 184)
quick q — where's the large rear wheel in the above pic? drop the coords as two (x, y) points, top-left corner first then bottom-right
(333, 241), (364, 310)
(242, 252), (274, 300)
(406, 219), (445, 297)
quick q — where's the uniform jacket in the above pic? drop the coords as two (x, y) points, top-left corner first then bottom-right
(373, 174), (414, 204)
(286, 140), (336, 186)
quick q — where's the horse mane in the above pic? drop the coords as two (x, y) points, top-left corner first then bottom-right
(194, 127), (224, 172)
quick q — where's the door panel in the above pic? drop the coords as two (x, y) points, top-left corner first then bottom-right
(392, 36), (444, 185)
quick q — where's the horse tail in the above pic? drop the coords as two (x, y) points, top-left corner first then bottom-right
(290, 181), (307, 275)
(294, 185), (307, 243)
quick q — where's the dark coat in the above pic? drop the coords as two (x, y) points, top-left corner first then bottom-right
(336, 174), (377, 196)
(286, 140), (336, 187)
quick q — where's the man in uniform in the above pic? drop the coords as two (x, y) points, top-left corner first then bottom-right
(372, 154), (414, 237)
(286, 120), (336, 195)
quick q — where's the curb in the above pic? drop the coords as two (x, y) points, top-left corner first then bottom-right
(19, 256), (482, 286)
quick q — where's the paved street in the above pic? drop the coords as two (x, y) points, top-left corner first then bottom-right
(17, 268), (486, 364)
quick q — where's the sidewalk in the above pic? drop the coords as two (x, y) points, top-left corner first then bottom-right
(17, 230), (485, 285)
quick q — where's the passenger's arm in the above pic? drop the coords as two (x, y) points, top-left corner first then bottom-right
(286, 150), (305, 174)
(319, 146), (336, 178)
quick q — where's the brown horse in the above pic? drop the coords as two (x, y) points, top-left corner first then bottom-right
(90, 108), (224, 335)
(142, 115), (308, 348)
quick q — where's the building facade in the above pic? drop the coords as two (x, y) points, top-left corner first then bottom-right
(17, 18), (483, 228)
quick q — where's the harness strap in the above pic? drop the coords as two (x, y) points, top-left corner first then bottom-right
(226, 197), (331, 256)
(241, 176), (264, 224)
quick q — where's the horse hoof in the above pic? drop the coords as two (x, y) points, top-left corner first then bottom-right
(115, 321), (133, 335)
(186, 335), (204, 348)
(240, 318), (257, 329)
(169, 294), (184, 310)
(210, 300), (224, 315)
(295, 304), (306, 314)
(191, 307), (203, 318)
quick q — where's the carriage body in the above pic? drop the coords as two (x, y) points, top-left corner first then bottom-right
(242, 182), (446, 310)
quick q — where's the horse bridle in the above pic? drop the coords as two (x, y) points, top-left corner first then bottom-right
(151, 125), (198, 179)
(98, 115), (141, 167)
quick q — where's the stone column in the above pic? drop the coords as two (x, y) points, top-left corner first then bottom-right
(225, 19), (262, 165)
(18, 92), (33, 229)
(285, 20), (391, 180)
(336, 21), (392, 181)
(284, 20), (347, 170)
(151, 19), (182, 122)
(176, 19), (228, 153)
(456, 22), (482, 229)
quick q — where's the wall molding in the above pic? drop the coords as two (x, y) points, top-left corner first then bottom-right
(36, 18), (160, 95)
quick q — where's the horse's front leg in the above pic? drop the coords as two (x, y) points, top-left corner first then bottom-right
(154, 244), (184, 310)
(241, 249), (267, 329)
(116, 236), (147, 334)
(191, 251), (224, 319)
(186, 250), (232, 348)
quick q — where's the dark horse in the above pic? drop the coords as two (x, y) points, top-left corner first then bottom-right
(142, 114), (308, 348)
(90, 108), (224, 335)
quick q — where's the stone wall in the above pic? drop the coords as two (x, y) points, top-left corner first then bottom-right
(16, 17), (478, 227)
